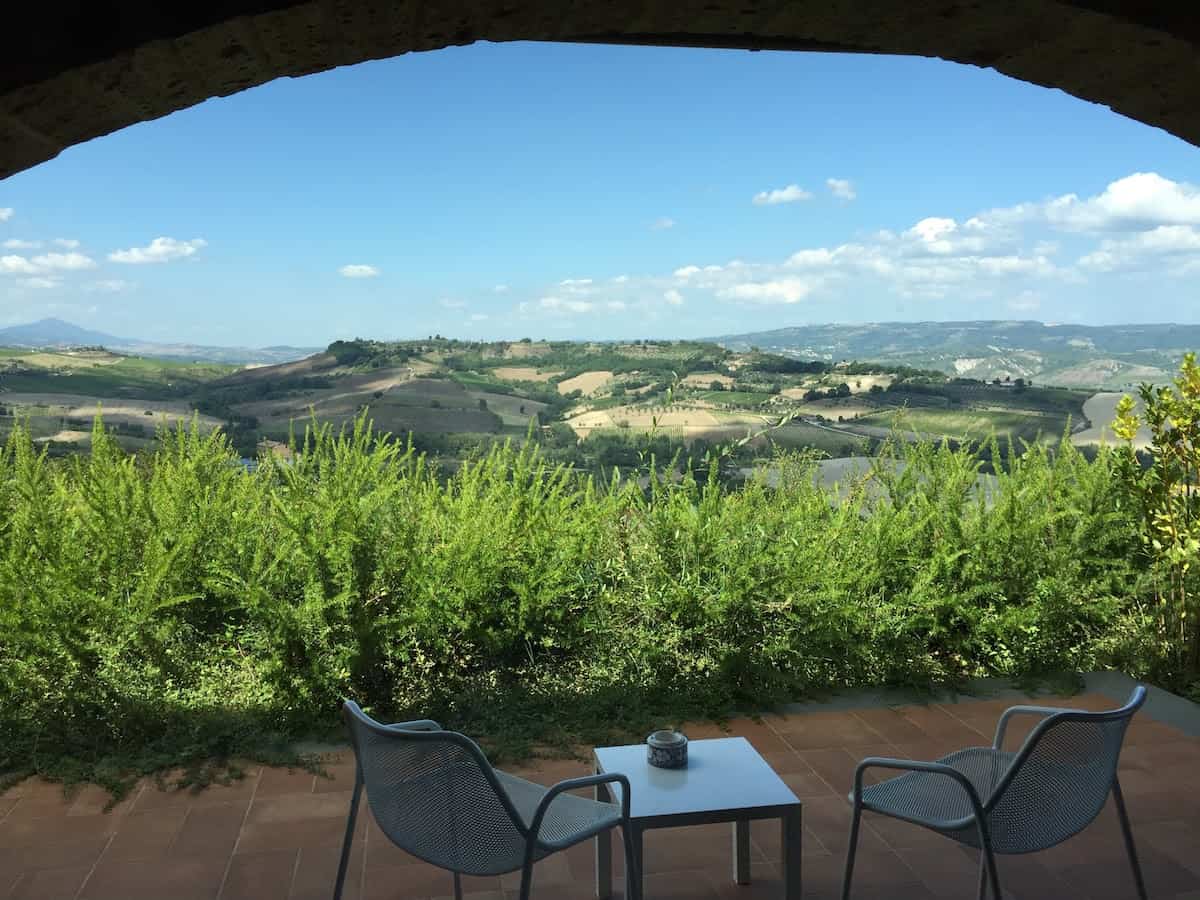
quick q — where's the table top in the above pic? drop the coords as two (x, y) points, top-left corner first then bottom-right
(593, 737), (799, 822)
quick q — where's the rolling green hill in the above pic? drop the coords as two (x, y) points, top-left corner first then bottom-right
(0, 332), (1153, 462)
(712, 320), (1199, 389)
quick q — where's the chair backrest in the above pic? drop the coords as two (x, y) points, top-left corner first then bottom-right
(985, 686), (1146, 852)
(342, 701), (529, 875)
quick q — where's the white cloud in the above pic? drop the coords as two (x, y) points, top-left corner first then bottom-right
(469, 313), (489, 322)
(787, 248), (836, 268)
(87, 279), (134, 293)
(827, 178), (856, 201)
(0, 255), (39, 275)
(651, 217), (676, 230)
(0, 208), (12, 222)
(1, 251), (96, 274)
(976, 255), (1055, 276)
(32, 252), (96, 271)
(673, 264), (724, 281)
(906, 217), (960, 254)
(20, 277), (60, 289)
(439, 297), (467, 309)
(3, 239), (40, 250)
(524, 296), (595, 314)
(752, 184), (812, 206)
(719, 278), (818, 304)
(53, 238), (80, 249)
(493, 284), (509, 293)
(110, 237), (206, 264)
(1052, 173), (1200, 231)
(1007, 291), (1041, 312)
(902, 216), (998, 256)
(1078, 224), (1200, 272)
(338, 264), (380, 278)
(606, 300), (627, 311)
(511, 170), (1194, 326)
(985, 173), (1200, 233)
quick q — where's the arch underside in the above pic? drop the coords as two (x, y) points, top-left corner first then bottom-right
(2, 1), (1199, 179)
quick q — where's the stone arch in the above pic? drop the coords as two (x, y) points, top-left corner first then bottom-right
(2, 2), (1200, 179)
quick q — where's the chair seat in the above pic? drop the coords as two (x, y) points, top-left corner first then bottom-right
(495, 770), (622, 849)
(854, 748), (1017, 830)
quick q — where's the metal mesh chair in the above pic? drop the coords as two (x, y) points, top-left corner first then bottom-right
(841, 686), (1148, 900)
(335, 701), (640, 900)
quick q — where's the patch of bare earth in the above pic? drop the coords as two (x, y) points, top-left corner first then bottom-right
(503, 342), (552, 359)
(216, 353), (339, 385)
(36, 429), (91, 444)
(683, 372), (734, 388)
(566, 404), (723, 437)
(557, 371), (613, 396)
(493, 366), (562, 382)
(1, 394), (223, 430)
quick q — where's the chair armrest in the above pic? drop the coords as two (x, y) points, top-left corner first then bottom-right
(993, 705), (1073, 748)
(853, 757), (987, 823)
(527, 773), (632, 842)
(383, 719), (442, 732)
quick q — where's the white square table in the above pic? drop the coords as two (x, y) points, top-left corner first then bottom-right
(592, 737), (801, 899)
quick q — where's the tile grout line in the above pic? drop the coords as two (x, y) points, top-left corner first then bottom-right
(71, 779), (143, 900)
(765, 711), (906, 853)
(935, 701), (996, 740)
(286, 846), (302, 899)
(167, 805), (195, 855)
(215, 770), (262, 900)
(72, 831), (116, 900)
(845, 708), (900, 744)
(0, 797), (16, 825)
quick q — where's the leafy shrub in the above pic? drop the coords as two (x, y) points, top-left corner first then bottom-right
(1111, 352), (1200, 694)
(0, 409), (1180, 793)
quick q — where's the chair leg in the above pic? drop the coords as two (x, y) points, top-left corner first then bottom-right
(976, 850), (988, 900)
(517, 846), (537, 900)
(333, 769), (363, 900)
(1113, 777), (1149, 900)
(453, 871), (463, 900)
(840, 803), (863, 900)
(977, 823), (1002, 900)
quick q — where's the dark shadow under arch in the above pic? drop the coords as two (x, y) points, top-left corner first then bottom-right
(2, 1), (1200, 179)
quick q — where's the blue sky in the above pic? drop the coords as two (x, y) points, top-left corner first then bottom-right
(2, 42), (1199, 346)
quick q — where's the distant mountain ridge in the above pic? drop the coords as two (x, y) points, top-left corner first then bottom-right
(711, 320), (1200, 388)
(0, 318), (319, 365)
(0, 318), (123, 347)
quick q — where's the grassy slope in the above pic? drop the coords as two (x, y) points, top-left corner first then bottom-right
(857, 407), (1069, 442)
(0, 341), (1100, 458)
(1, 353), (235, 398)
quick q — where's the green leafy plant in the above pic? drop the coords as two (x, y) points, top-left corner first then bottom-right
(0, 396), (1184, 794)
(1113, 352), (1200, 688)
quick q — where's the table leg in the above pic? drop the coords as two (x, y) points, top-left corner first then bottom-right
(595, 773), (612, 900)
(733, 819), (751, 884)
(625, 823), (644, 900)
(781, 806), (802, 900)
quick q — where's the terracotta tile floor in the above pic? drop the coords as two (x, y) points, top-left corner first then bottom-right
(3, 692), (1199, 900)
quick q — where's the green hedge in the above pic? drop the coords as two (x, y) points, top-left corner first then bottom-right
(0, 417), (1167, 792)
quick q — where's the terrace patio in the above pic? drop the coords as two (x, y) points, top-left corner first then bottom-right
(3, 676), (1198, 900)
